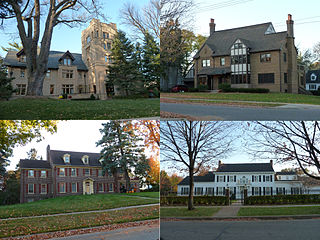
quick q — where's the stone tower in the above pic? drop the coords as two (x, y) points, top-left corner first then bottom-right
(81, 19), (117, 99)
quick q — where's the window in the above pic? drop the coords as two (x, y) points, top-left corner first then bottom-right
(265, 175), (270, 182)
(28, 170), (34, 178)
(107, 33), (110, 39)
(265, 187), (271, 195)
(98, 169), (103, 177)
(41, 184), (47, 194)
(220, 57), (225, 66)
(253, 176), (259, 182)
(41, 170), (46, 178)
(283, 52), (287, 62)
(254, 187), (259, 195)
(96, 30), (99, 37)
(258, 73), (275, 84)
(46, 70), (51, 77)
(59, 183), (66, 193)
(311, 73), (317, 81)
(16, 84), (26, 95)
(28, 184), (34, 194)
(195, 187), (203, 195)
(71, 168), (76, 177)
(64, 154), (70, 163)
(309, 84), (317, 90)
(181, 187), (189, 195)
(50, 85), (54, 94)
(217, 187), (224, 195)
(20, 69), (25, 77)
(105, 56), (108, 62)
(107, 43), (111, 50)
(63, 58), (72, 66)
(82, 155), (89, 164)
(202, 59), (210, 67)
(71, 183), (77, 193)
(103, 43), (106, 50)
(229, 176), (234, 182)
(260, 53), (271, 62)
(205, 187), (214, 196)
(109, 183), (114, 192)
(62, 70), (73, 78)
(86, 36), (91, 44)
(62, 84), (74, 94)
(59, 168), (65, 176)
(103, 32), (106, 39)
(20, 55), (26, 62)
(84, 169), (90, 176)
(98, 183), (103, 192)
(284, 73), (288, 83)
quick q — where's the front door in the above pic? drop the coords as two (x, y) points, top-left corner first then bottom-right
(85, 182), (90, 194)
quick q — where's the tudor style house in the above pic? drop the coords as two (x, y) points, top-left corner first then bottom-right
(19, 145), (139, 203)
(193, 14), (301, 93)
(177, 161), (313, 200)
(4, 19), (117, 99)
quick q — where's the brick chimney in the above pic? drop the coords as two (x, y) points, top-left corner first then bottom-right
(286, 14), (294, 38)
(270, 160), (273, 167)
(218, 160), (222, 167)
(209, 18), (216, 36)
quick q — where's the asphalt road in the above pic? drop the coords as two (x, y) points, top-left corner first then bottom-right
(53, 224), (159, 240)
(160, 219), (320, 240)
(160, 102), (320, 120)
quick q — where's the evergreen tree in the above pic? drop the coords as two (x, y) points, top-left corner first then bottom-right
(0, 57), (14, 100)
(107, 31), (144, 96)
(96, 121), (148, 192)
(142, 32), (161, 89)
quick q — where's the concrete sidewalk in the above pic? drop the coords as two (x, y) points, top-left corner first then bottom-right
(214, 206), (241, 217)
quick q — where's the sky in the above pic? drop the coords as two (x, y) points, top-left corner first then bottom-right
(191, 0), (320, 53)
(0, 0), (150, 57)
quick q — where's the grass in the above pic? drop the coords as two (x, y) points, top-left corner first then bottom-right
(127, 192), (160, 199)
(0, 193), (159, 219)
(161, 92), (320, 105)
(160, 207), (220, 217)
(0, 98), (159, 119)
(0, 205), (159, 238)
(238, 206), (320, 216)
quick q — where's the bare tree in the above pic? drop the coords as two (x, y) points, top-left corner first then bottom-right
(245, 121), (320, 180)
(160, 121), (235, 210)
(1, 0), (106, 96)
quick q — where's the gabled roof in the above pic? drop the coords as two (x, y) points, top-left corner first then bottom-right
(4, 50), (88, 71)
(20, 159), (51, 169)
(178, 172), (215, 185)
(306, 70), (320, 84)
(49, 150), (102, 167)
(194, 22), (287, 58)
(276, 171), (296, 175)
(59, 50), (75, 61)
(217, 163), (274, 172)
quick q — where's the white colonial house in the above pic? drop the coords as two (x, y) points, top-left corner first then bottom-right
(177, 161), (314, 200)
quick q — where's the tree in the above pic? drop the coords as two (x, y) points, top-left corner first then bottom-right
(0, 0), (106, 96)
(195, 164), (212, 176)
(96, 121), (147, 192)
(107, 30), (144, 96)
(0, 57), (14, 100)
(246, 121), (320, 180)
(1, 41), (23, 52)
(168, 173), (183, 192)
(0, 171), (20, 205)
(160, 170), (171, 195)
(0, 120), (58, 175)
(26, 148), (42, 160)
(160, 121), (235, 210)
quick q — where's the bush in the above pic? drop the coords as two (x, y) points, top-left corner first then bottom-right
(198, 85), (209, 92)
(160, 196), (228, 206)
(244, 194), (320, 205)
(90, 94), (96, 100)
(189, 87), (199, 92)
(218, 83), (231, 91)
(221, 87), (270, 93)
(310, 89), (320, 96)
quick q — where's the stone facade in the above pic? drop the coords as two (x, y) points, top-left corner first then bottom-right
(20, 145), (139, 203)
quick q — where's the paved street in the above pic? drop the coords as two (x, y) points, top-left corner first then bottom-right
(53, 224), (159, 240)
(160, 219), (320, 240)
(160, 102), (320, 120)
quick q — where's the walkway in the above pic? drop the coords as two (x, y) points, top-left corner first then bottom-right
(214, 206), (241, 217)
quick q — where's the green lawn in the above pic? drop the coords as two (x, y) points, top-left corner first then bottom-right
(238, 206), (320, 216)
(160, 207), (220, 217)
(0, 193), (159, 219)
(0, 98), (159, 119)
(161, 92), (320, 105)
(0, 205), (159, 238)
(127, 192), (160, 199)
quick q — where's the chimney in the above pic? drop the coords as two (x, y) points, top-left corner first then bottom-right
(270, 160), (273, 166)
(46, 145), (50, 162)
(286, 14), (294, 38)
(218, 160), (221, 167)
(209, 18), (216, 36)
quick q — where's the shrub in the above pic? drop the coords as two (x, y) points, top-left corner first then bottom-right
(90, 94), (96, 100)
(198, 85), (209, 92)
(218, 83), (231, 91)
(189, 87), (199, 92)
(160, 196), (228, 206)
(244, 194), (320, 205)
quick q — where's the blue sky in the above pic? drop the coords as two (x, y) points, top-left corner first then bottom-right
(0, 0), (150, 57)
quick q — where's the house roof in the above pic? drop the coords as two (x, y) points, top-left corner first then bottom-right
(276, 171), (296, 175)
(178, 172), (215, 185)
(198, 67), (231, 76)
(3, 50), (88, 71)
(216, 163), (274, 172)
(49, 150), (102, 167)
(194, 23), (287, 58)
(306, 70), (320, 84)
(20, 159), (51, 169)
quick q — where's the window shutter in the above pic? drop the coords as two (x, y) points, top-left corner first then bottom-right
(107, 183), (109, 191)
(77, 168), (79, 176)
(276, 188), (278, 194)
(263, 187), (265, 195)
(263, 175), (265, 182)
(90, 169), (92, 176)
(46, 171), (48, 178)
(65, 183), (67, 192)
(259, 187), (261, 196)
(270, 175), (272, 182)
(83, 169), (85, 175)
(234, 187), (236, 195)
(252, 187), (254, 196)
(69, 168), (71, 176)
(65, 168), (67, 177)
(58, 183), (60, 193)
(34, 184), (36, 193)
(259, 175), (261, 182)
(227, 176), (229, 182)
(57, 168), (60, 176)
(216, 187), (218, 194)
(39, 184), (41, 193)
(26, 170), (28, 177)
(223, 187), (225, 195)
(217, 176), (219, 182)
(252, 175), (254, 182)
(224, 176), (226, 182)
(234, 176), (236, 182)
(77, 182), (79, 193)
(271, 187), (273, 195)
(96, 183), (99, 192)
(47, 184), (49, 194)
(26, 184), (28, 193)
(104, 183), (106, 192)
(96, 169), (98, 176)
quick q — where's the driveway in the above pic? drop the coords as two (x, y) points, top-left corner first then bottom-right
(160, 102), (320, 120)
(160, 219), (320, 240)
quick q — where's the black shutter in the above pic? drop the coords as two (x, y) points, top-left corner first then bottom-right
(217, 176), (219, 182)
(284, 188), (286, 195)
(213, 188), (215, 196)
(252, 187), (254, 196)
(259, 175), (261, 182)
(276, 188), (278, 194)
(252, 175), (254, 182)
(263, 175), (265, 182)
(270, 175), (272, 182)
(234, 176), (236, 182)
(259, 187), (261, 196)
(224, 176), (226, 182)
(271, 187), (273, 195)
(263, 187), (265, 195)
(223, 187), (225, 195)
(213, 174), (215, 182)
(234, 187), (236, 196)
(216, 187), (218, 194)
(227, 176), (229, 182)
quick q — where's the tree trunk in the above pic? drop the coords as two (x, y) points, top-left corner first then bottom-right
(113, 169), (119, 193)
(124, 169), (131, 192)
(188, 167), (194, 210)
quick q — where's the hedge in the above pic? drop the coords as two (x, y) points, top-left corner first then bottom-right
(244, 194), (320, 205)
(218, 83), (270, 93)
(160, 196), (229, 206)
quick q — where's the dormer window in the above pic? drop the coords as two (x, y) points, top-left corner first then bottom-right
(63, 58), (72, 66)
(63, 154), (70, 164)
(59, 51), (75, 66)
(82, 155), (89, 164)
(311, 73), (317, 81)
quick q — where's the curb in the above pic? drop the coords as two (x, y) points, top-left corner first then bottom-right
(161, 215), (320, 221)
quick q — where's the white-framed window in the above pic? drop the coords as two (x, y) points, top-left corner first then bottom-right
(218, 176), (224, 182)
(62, 70), (73, 79)
(254, 187), (259, 195)
(109, 183), (114, 192)
(71, 183), (77, 193)
(59, 182), (66, 193)
(205, 187), (214, 196)
(309, 84), (317, 90)
(41, 170), (46, 178)
(20, 69), (25, 77)
(28, 170), (34, 178)
(202, 59), (210, 67)
(265, 187), (271, 195)
(82, 155), (89, 164)
(98, 169), (103, 177)
(311, 73), (317, 81)
(28, 184), (34, 194)
(59, 168), (65, 177)
(266, 175), (270, 182)
(181, 187), (189, 195)
(41, 184), (47, 194)
(84, 169), (90, 176)
(217, 187), (224, 195)
(220, 57), (225, 66)
(62, 84), (74, 94)
(195, 187), (203, 195)
(229, 176), (234, 182)
(254, 176), (259, 182)
(71, 168), (76, 177)
(64, 154), (70, 163)
(98, 183), (104, 192)
(16, 84), (26, 95)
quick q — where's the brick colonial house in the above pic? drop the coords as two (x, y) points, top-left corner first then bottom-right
(193, 14), (302, 93)
(20, 145), (139, 203)
(4, 19), (117, 99)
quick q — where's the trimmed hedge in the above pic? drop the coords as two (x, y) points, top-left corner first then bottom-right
(160, 196), (229, 206)
(218, 83), (270, 93)
(244, 194), (320, 205)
